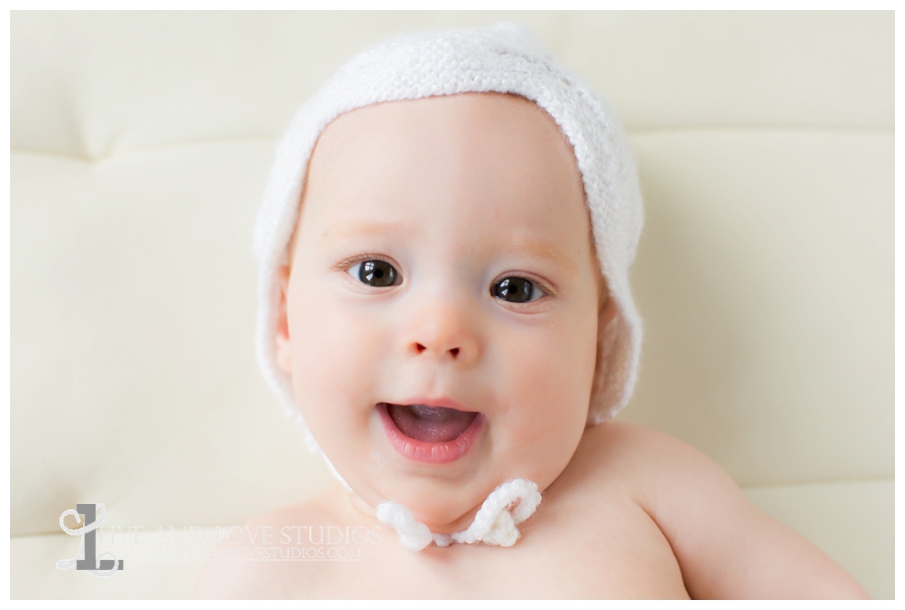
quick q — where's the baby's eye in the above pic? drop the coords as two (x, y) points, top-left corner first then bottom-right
(491, 277), (545, 303)
(348, 260), (399, 287)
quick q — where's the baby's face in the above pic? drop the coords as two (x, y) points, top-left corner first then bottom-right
(276, 93), (604, 532)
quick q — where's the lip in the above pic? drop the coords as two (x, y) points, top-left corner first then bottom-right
(377, 399), (484, 464)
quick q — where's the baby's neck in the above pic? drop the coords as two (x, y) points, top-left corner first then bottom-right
(344, 479), (543, 551)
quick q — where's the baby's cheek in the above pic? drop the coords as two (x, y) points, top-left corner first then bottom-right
(288, 296), (385, 428)
(495, 326), (593, 462)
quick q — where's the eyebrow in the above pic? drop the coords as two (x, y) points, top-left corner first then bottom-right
(318, 221), (407, 243)
(505, 237), (580, 279)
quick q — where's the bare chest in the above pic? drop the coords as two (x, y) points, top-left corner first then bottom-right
(284, 498), (689, 599)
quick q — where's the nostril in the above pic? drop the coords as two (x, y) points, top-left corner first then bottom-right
(449, 348), (459, 357)
(415, 343), (427, 354)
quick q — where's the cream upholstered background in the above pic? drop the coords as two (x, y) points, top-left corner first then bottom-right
(10, 11), (893, 599)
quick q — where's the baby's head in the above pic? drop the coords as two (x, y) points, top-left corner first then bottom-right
(254, 24), (643, 533)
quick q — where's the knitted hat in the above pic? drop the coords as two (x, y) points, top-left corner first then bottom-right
(254, 23), (644, 447)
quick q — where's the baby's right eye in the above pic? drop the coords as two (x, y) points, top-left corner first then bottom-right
(347, 260), (399, 287)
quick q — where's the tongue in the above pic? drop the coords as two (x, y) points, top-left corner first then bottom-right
(387, 404), (478, 442)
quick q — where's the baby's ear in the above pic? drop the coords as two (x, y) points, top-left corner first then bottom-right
(600, 293), (618, 328)
(274, 265), (292, 374)
(598, 275), (616, 325)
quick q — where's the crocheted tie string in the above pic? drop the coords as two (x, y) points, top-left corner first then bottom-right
(375, 478), (542, 551)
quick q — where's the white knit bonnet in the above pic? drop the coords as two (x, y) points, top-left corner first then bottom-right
(254, 24), (644, 448)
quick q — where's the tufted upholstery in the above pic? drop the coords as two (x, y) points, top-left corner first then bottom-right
(10, 11), (893, 599)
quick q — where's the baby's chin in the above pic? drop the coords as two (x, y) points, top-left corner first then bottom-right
(319, 405), (566, 532)
(353, 456), (555, 534)
(365, 476), (501, 534)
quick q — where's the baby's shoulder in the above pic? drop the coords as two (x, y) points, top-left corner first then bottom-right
(554, 419), (742, 527)
(564, 421), (869, 599)
(565, 419), (717, 493)
(581, 418), (703, 459)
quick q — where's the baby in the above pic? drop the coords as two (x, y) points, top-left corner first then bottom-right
(193, 25), (868, 599)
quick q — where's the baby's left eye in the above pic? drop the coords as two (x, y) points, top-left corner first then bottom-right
(491, 277), (545, 303)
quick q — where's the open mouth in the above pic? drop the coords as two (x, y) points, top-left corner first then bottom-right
(377, 402), (484, 463)
(387, 403), (478, 442)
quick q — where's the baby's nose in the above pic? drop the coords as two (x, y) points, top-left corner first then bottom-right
(404, 303), (480, 365)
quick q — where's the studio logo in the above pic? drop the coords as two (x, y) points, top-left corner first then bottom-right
(57, 503), (123, 577)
